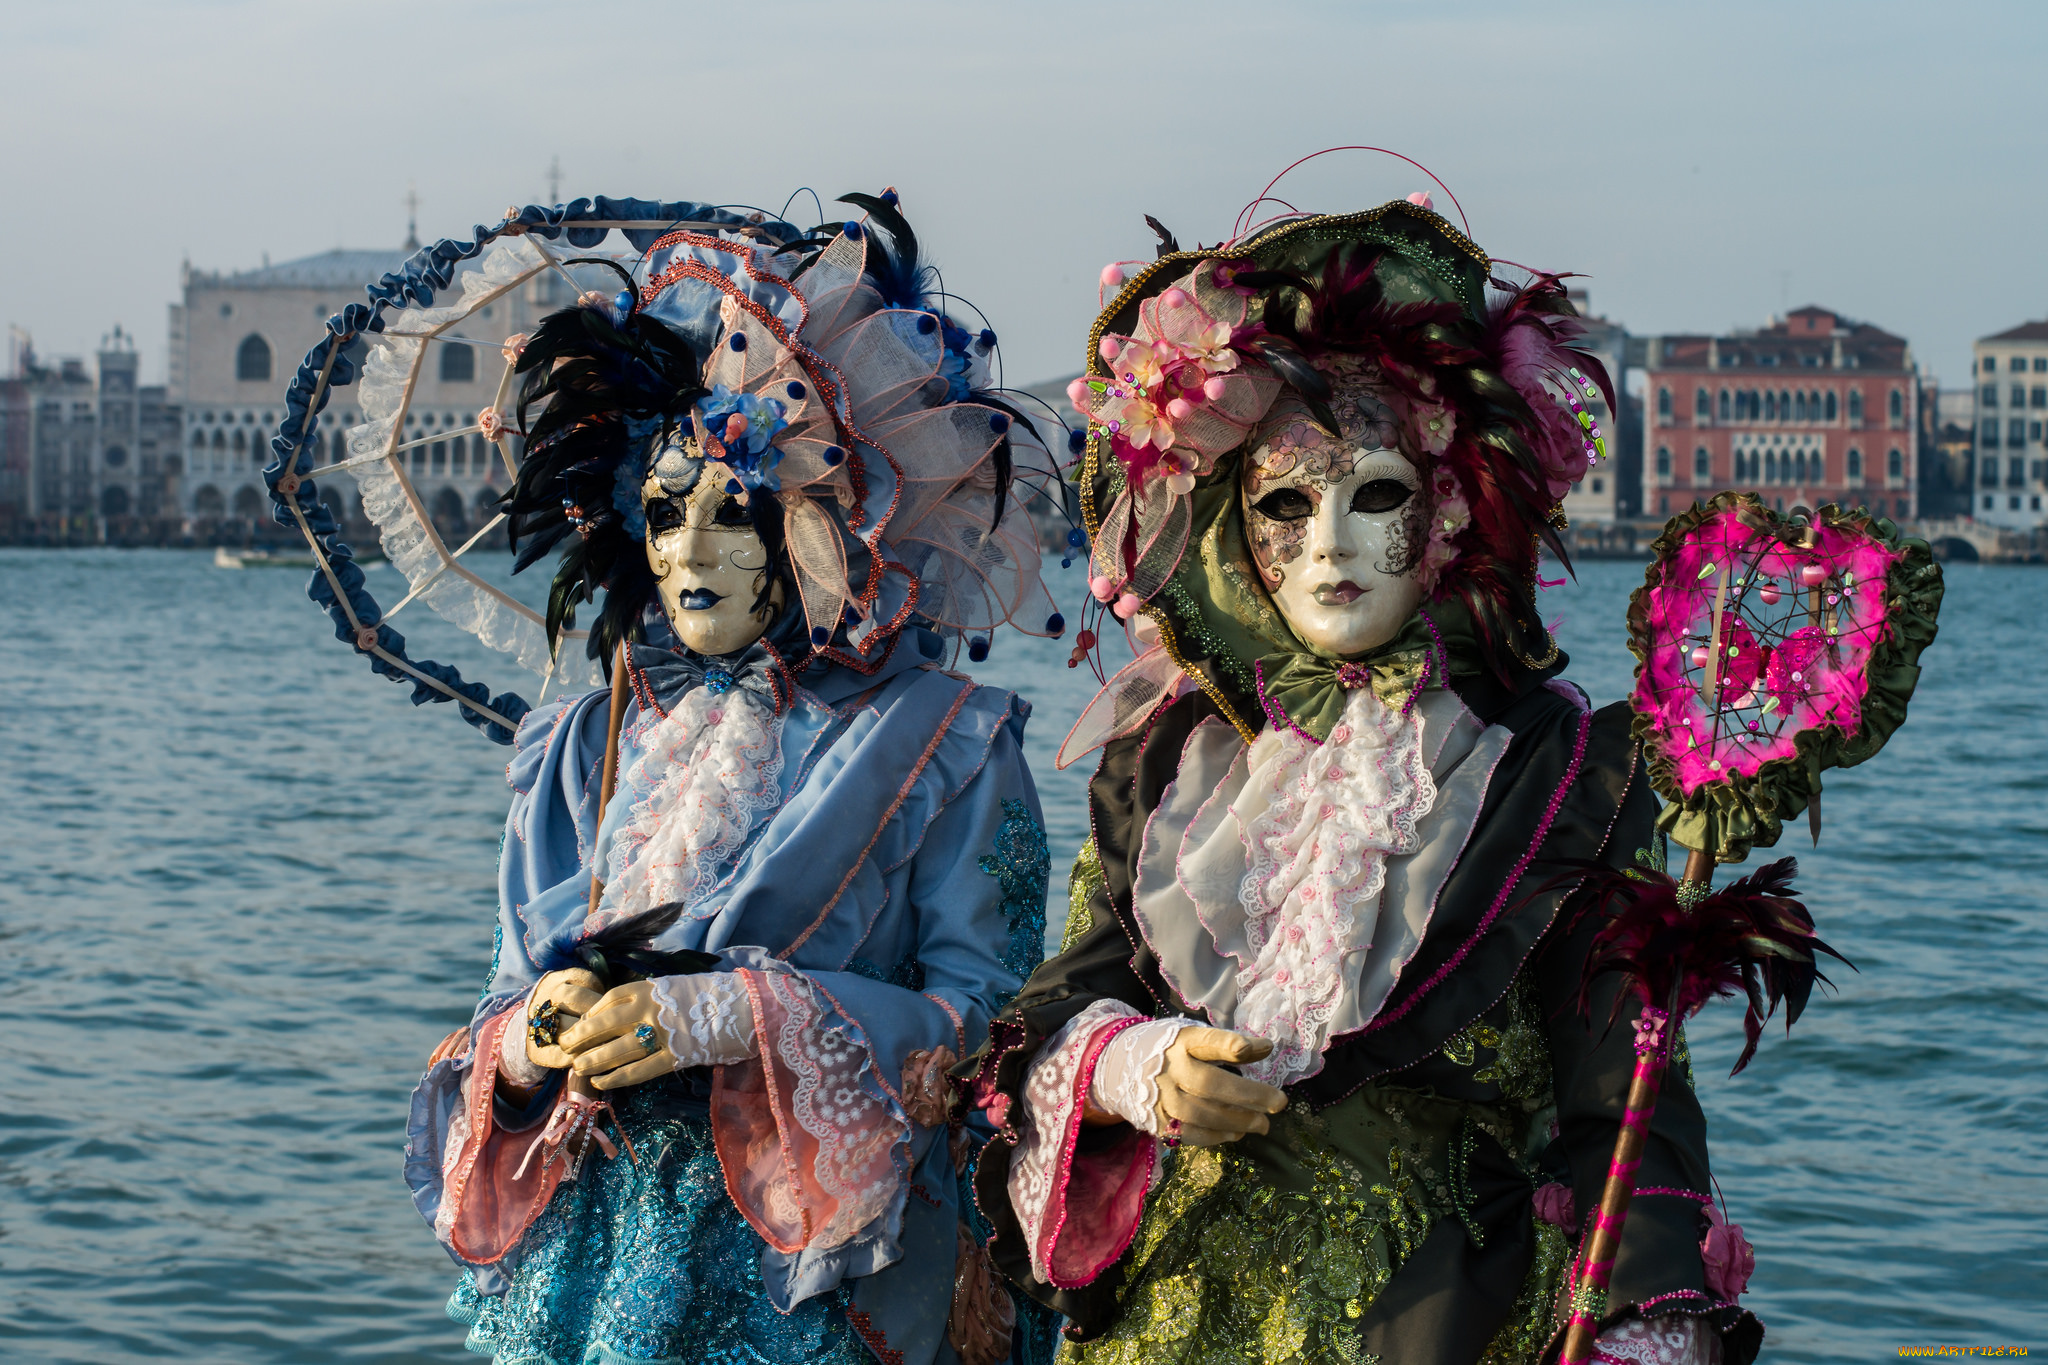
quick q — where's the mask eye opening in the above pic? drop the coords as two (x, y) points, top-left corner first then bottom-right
(1251, 487), (1316, 521)
(1349, 478), (1415, 516)
(644, 495), (684, 534)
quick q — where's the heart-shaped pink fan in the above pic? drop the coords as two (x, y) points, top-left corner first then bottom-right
(1558, 492), (1941, 1364)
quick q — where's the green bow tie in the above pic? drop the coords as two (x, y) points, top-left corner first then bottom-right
(1253, 606), (1479, 742)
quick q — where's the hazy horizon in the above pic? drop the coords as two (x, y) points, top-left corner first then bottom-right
(4, 0), (2043, 392)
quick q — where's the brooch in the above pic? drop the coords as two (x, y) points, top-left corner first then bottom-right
(529, 998), (564, 1050)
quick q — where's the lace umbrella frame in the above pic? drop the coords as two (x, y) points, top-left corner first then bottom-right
(262, 198), (796, 743)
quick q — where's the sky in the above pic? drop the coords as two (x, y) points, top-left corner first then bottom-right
(3, 0), (2044, 393)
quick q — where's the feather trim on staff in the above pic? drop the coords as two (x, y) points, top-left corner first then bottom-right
(1561, 857), (1850, 1075)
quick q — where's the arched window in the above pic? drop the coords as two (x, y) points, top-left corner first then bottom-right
(1888, 448), (1904, 480)
(1657, 387), (1672, 421)
(1656, 446), (1672, 477)
(432, 485), (467, 530)
(1811, 451), (1825, 482)
(212, 428), (226, 449)
(193, 484), (226, 517)
(330, 431), (346, 460)
(1764, 391), (1777, 421)
(190, 428), (206, 450)
(232, 428), (246, 452)
(236, 334), (272, 382)
(1693, 447), (1710, 483)
(1888, 389), (1904, 421)
(1825, 391), (1838, 421)
(1718, 389), (1731, 421)
(1778, 389), (1791, 419)
(439, 345), (476, 384)
(1847, 390), (1864, 423)
(232, 485), (264, 519)
(1847, 448), (1863, 481)
(431, 439), (447, 474)
(101, 485), (130, 517)
(1794, 450), (1807, 483)
(1695, 388), (1711, 421)
(1765, 450), (1778, 483)
(1794, 392), (1808, 422)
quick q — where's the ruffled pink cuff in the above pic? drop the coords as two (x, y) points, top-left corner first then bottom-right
(441, 1006), (570, 1265)
(711, 967), (908, 1256)
(1007, 1000), (1162, 1289)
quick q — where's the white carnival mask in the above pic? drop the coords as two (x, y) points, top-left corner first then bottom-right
(642, 444), (784, 657)
(1241, 388), (1427, 658)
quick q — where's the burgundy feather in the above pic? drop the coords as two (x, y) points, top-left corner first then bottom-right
(1559, 857), (1850, 1075)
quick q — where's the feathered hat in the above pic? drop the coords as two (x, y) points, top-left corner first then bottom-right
(1059, 197), (1616, 760)
(502, 191), (1063, 678)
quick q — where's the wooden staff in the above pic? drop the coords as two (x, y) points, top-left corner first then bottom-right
(587, 639), (632, 916)
(1559, 844), (1714, 1364)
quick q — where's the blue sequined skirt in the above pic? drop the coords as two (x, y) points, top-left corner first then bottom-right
(447, 1079), (865, 1365)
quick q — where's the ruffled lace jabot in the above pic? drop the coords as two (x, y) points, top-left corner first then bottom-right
(1231, 684), (1436, 1085)
(599, 682), (785, 923)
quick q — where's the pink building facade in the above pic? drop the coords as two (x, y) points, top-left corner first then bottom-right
(1641, 306), (1918, 522)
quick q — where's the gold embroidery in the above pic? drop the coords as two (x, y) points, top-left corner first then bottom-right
(1062, 839), (1106, 953)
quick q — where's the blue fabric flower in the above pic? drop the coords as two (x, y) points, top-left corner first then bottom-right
(695, 385), (789, 492)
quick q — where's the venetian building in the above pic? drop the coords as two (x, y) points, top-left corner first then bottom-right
(171, 238), (561, 534)
(1971, 321), (2048, 531)
(1641, 306), (1920, 523)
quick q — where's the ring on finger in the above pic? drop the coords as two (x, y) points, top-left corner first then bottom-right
(634, 1024), (658, 1052)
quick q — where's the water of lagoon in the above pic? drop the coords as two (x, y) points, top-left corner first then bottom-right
(1, 548), (2041, 1361)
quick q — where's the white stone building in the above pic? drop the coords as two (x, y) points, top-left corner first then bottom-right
(1970, 321), (2048, 530)
(170, 243), (571, 530)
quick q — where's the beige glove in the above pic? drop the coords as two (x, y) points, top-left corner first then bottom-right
(1087, 1022), (1287, 1147)
(522, 968), (606, 1071)
(562, 974), (756, 1091)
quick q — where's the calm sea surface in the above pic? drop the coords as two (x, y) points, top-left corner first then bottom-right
(1, 547), (2042, 1361)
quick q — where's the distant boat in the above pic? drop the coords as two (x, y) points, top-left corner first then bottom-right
(214, 546), (320, 569)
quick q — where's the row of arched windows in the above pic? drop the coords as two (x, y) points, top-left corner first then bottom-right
(1655, 445), (1903, 487)
(232, 333), (479, 384)
(1660, 384), (1903, 425)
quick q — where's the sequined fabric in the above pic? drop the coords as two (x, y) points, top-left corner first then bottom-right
(980, 799), (1050, 997)
(1061, 840), (1105, 954)
(447, 1080), (865, 1365)
(1058, 1019), (1570, 1364)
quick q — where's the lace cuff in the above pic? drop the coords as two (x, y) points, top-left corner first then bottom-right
(1593, 1314), (1723, 1365)
(1087, 1016), (1189, 1136)
(496, 986), (551, 1090)
(710, 966), (909, 1260)
(1007, 1000), (1169, 1288)
(650, 972), (756, 1069)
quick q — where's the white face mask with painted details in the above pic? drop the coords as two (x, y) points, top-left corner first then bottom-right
(1241, 410), (1428, 658)
(642, 455), (784, 657)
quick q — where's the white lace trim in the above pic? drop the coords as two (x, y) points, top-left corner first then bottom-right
(761, 969), (904, 1252)
(1009, 999), (1150, 1283)
(1089, 1017), (1192, 1136)
(1593, 1315), (1723, 1365)
(347, 233), (621, 688)
(649, 973), (755, 1069)
(600, 684), (783, 922)
(1231, 686), (1435, 1086)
